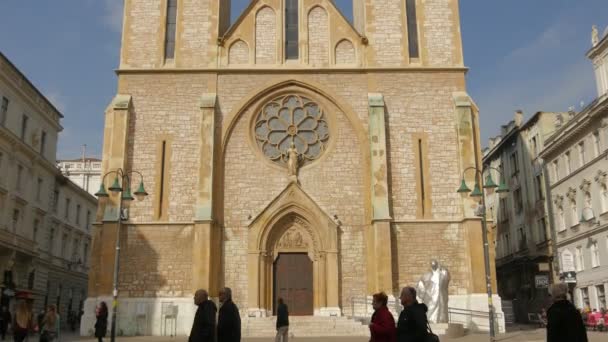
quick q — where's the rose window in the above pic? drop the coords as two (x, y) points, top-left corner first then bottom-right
(254, 95), (330, 166)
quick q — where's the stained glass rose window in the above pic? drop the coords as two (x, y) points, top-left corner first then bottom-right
(254, 95), (329, 166)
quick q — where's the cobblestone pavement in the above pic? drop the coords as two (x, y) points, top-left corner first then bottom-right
(65, 327), (607, 342)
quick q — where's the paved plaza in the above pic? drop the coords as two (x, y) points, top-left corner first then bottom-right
(65, 327), (607, 342)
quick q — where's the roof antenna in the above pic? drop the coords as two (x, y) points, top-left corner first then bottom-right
(82, 144), (87, 163)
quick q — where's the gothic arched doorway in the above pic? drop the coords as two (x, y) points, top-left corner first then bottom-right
(247, 182), (341, 317)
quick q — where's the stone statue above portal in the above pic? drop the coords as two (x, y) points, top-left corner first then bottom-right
(287, 142), (300, 181)
(416, 259), (450, 323)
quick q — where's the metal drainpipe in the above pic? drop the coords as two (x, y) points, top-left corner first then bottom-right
(540, 159), (559, 282)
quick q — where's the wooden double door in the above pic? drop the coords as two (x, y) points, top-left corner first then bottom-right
(273, 253), (313, 315)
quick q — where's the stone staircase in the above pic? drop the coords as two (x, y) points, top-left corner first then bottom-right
(242, 316), (370, 337)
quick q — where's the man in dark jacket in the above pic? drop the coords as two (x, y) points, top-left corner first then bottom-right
(275, 298), (289, 342)
(546, 283), (587, 342)
(217, 287), (241, 342)
(189, 289), (217, 342)
(397, 286), (429, 342)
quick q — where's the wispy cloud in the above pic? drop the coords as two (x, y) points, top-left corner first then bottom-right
(502, 24), (566, 65)
(102, 0), (124, 33)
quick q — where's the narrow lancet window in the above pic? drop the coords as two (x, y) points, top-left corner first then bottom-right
(165, 0), (178, 60)
(158, 141), (167, 219)
(418, 139), (426, 216)
(406, 0), (419, 59)
(285, 0), (299, 59)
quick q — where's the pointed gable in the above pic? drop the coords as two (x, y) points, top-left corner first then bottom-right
(219, 0), (365, 67)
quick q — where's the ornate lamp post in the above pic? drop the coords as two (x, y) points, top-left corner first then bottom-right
(457, 166), (509, 342)
(95, 168), (148, 342)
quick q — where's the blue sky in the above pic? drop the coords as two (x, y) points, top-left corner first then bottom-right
(0, 0), (607, 158)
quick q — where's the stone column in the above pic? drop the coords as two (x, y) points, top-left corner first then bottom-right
(88, 94), (132, 298)
(453, 92), (497, 293)
(366, 93), (394, 295)
(192, 93), (221, 296)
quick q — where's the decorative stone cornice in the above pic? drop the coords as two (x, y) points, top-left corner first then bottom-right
(594, 170), (607, 185)
(579, 179), (592, 192)
(566, 187), (577, 202)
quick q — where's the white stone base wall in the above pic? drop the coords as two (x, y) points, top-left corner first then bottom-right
(81, 297), (200, 337)
(448, 294), (505, 333)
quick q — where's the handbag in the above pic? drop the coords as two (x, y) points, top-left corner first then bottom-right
(426, 322), (440, 342)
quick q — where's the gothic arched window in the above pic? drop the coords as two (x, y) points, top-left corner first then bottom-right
(254, 95), (329, 166)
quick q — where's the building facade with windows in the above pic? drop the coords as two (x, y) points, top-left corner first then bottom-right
(483, 110), (559, 322)
(85, 0), (504, 336)
(540, 26), (608, 311)
(0, 52), (96, 319)
(57, 157), (102, 197)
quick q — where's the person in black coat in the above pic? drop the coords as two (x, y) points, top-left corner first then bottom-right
(546, 283), (588, 342)
(275, 298), (289, 342)
(189, 289), (217, 342)
(396, 286), (429, 342)
(217, 287), (241, 342)
(94, 302), (108, 342)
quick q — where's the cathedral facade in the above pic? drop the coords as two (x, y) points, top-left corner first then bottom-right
(84, 0), (501, 336)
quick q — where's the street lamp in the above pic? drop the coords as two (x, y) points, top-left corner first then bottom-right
(95, 168), (148, 342)
(457, 166), (509, 342)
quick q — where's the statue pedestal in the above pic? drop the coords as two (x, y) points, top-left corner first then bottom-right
(429, 323), (465, 337)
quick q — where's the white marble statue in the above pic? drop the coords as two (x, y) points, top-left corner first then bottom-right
(416, 260), (451, 323)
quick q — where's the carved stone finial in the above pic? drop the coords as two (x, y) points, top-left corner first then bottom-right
(592, 25), (600, 46)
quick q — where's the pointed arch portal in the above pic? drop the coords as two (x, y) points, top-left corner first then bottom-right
(247, 182), (341, 317)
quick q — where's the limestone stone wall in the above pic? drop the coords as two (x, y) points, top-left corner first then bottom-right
(255, 7), (277, 64)
(393, 222), (470, 295)
(422, 0), (457, 66)
(178, 0), (214, 67)
(335, 40), (356, 65)
(308, 6), (329, 67)
(366, 0), (404, 66)
(219, 74), (369, 308)
(111, 70), (468, 307)
(118, 224), (193, 297)
(373, 72), (465, 220)
(123, 0), (162, 68)
(229, 40), (249, 65)
(118, 73), (215, 223)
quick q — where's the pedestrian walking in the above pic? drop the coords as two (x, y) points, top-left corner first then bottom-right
(94, 302), (108, 342)
(396, 286), (428, 342)
(369, 292), (396, 342)
(189, 289), (217, 342)
(546, 283), (587, 342)
(40, 305), (60, 342)
(0, 306), (11, 341)
(275, 298), (289, 342)
(12, 300), (32, 342)
(217, 287), (241, 342)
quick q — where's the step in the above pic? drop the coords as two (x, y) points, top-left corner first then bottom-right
(242, 316), (370, 337)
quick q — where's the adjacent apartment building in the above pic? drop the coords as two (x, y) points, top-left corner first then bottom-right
(0, 52), (96, 318)
(483, 110), (559, 323)
(539, 26), (608, 311)
(57, 156), (102, 197)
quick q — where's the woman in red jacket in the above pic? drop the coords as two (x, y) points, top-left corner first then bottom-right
(369, 292), (397, 342)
